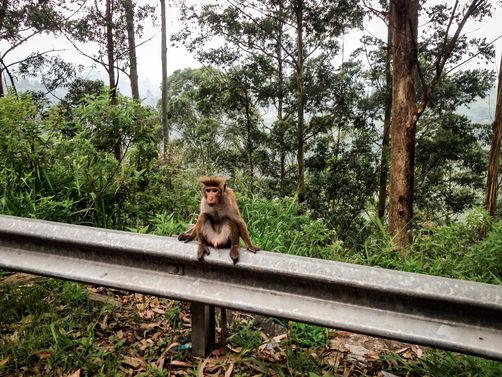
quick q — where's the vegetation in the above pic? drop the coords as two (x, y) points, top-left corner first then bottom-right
(1, 0), (501, 375)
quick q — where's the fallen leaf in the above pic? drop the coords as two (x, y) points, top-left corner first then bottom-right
(152, 308), (166, 314)
(273, 333), (288, 342)
(226, 345), (242, 353)
(34, 351), (51, 359)
(224, 362), (234, 377)
(156, 356), (165, 369)
(66, 369), (81, 377)
(122, 356), (145, 369)
(144, 310), (154, 319)
(336, 331), (352, 337)
(395, 347), (409, 354)
(100, 314), (109, 330)
(198, 357), (211, 377)
(0, 358), (9, 366)
(171, 360), (193, 367)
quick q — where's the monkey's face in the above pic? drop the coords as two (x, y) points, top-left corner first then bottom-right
(204, 187), (220, 206)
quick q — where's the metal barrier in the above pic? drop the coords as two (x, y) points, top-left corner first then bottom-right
(0, 215), (501, 359)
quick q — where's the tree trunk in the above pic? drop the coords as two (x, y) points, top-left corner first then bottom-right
(295, 3), (305, 203)
(388, 0), (418, 250)
(160, 0), (169, 160)
(122, 0), (139, 101)
(275, 0), (286, 184)
(105, 0), (121, 161)
(243, 90), (254, 185)
(0, 66), (4, 97)
(485, 54), (502, 218)
(377, 8), (393, 221)
(105, 0), (117, 106)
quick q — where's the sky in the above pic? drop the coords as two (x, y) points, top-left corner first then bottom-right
(4, 0), (502, 102)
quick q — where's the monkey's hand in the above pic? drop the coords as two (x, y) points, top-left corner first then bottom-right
(178, 233), (194, 243)
(246, 245), (260, 253)
(197, 244), (210, 261)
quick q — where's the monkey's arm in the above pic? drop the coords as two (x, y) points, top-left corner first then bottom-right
(236, 218), (260, 253)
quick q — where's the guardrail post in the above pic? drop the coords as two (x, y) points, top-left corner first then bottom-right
(190, 302), (215, 356)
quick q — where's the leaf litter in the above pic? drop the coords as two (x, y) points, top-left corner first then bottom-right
(1, 274), (426, 376)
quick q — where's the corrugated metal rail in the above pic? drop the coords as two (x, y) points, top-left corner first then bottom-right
(0, 215), (501, 359)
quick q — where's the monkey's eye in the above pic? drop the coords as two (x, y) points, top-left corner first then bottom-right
(205, 188), (219, 193)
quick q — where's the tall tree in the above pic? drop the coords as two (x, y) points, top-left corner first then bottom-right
(388, 0), (493, 249)
(388, 0), (419, 248)
(0, 0), (69, 95)
(174, 0), (363, 199)
(122, 0), (140, 100)
(485, 54), (502, 218)
(64, 0), (155, 159)
(294, 1), (306, 202)
(160, 0), (169, 160)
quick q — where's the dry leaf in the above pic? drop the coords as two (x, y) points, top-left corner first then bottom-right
(171, 360), (193, 368)
(66, 369), (81, 377)
(156, 356), (165, 369)
(152, 308), (166, 314)
(395, 347), (409, 354)
(122, 356), (145, 369)
(226, 345), (242, 353)
(0, 358), (9, 366)
(273, 333), (288, 342)
(144, 310), (154, 319)
(197, 357), (211, 377)
(34, 351), (51, 359)
(224, 362), (234, 377)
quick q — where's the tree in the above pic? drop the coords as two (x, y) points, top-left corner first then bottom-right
(0, 0), (71, 95)
(161, 0), (169, 160)
(485, 54), (502, 218)
(388, 0), (419, 248)
(388, 0), (493, 249)
(173, 0), (363, 200)
(64, 0), (156, 159)
(122, 0), (140, 101)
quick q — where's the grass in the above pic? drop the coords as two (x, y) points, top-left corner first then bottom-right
(1, 277), (501, 376)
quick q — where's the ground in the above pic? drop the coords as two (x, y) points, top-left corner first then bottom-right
(1, 272), (426, 376)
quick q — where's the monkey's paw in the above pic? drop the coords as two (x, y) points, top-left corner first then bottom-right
(178, 233), (193, 243)
(230, 248), (239, 264)
(197, 246), (210, 261)
(247, 245), (260, 253)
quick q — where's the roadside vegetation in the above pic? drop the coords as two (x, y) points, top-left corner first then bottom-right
(1, 0), (502, 374)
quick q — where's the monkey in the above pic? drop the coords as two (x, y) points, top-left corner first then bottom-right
(178, 176), (259, 264)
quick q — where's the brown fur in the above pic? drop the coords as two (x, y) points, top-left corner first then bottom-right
(178, 176), (259, 264)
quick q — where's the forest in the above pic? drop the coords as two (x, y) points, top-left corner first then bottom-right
(1, 0), (502, 376)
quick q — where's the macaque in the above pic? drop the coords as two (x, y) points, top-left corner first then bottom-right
(178, 176), (259, 264)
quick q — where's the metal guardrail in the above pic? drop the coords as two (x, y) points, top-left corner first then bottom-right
(0, 215), (501, 359)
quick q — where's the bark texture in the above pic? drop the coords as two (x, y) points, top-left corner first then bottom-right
(122, 0), (139, 100)
(160, 0), (169, 160)
(388, 0), (418, 249)
(485, 55), (502, 218)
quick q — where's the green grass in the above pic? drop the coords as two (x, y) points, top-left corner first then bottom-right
(0, 280), (123, 376)
(1, 278), (501, 376)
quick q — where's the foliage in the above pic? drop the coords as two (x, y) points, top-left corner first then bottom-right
(335, 208), (502, 284)
(0, 280), (124, 376)
(237, 195), (336, 259)
(382, 350), (502, 377)
(0, 91), (168, 228)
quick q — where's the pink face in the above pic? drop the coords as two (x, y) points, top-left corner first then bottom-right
(204, 187), (220, 206)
